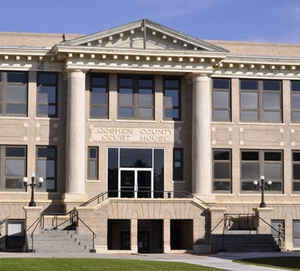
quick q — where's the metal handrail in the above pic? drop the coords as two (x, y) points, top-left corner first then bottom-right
(80, 192), (108, 207)
(41, 208), (78, 230)
(76, 215), (96, 252)
(28, 217), (41, 252)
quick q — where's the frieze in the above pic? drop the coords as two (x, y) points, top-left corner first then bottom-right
(90, 127), (182, 144)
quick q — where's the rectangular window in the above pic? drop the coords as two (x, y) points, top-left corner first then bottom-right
(213, 149), (232, 192)
(292, 151), (300, 192)
(37, 72), (57, 117)
(241, 150), (283, 192)
(108, 148), (119, 197)
(0, 145), (27, 191)
(90, 74), (108, 118)
(164, 78), (181, 120)
(118, 75), (154, 119)
(88, 147), (98, 180)
(173, 148), (183, 181)
(293, 220), (300, 247)
(291, 81), (300, 122)
(240, 79), (282, 122)
(36, 146), (56, 192)
(0, 71), (27, 116)
(213, 78), (231, 121)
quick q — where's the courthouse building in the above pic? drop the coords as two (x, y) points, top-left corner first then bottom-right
(1, 19), (300, 253)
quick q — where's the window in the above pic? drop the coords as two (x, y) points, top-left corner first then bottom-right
(164, 78), (181, 120)
(241, 150), (283, 192)
(291, 81), (300, 122)
(90, 74), (108, 118)
(88, 147), (98, 180)
(0, 71), (27, 116)
(0, 146), (27, 191)
(213, 78), (231, 121)
(118, 75), (154, 119)
(37, 72), (57, 117)
(292, 151), (300, 192)
(240, 79), (282, 122)
(213, 149), (232, 192)
(36, 146), (56, 192)
(173, 148), (183, 181)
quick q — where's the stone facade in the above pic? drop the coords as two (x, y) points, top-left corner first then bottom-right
(1, 19), (300, 253)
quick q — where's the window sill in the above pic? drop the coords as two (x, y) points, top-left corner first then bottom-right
(86, 180), (100, 183)
(172, 180), (185, 183)
(0, 116), (29, 120)
(238, 193), (286, 196)
(239, 122), (284, 126)
(35, 117), (60, 121)
(88, 118), (110, 122)
(161, 120), (184, 124)
(116, 119), (157, 123)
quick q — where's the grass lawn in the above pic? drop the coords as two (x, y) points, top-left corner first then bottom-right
(0, 258), (226, 271)
(236, 257), (300, 271)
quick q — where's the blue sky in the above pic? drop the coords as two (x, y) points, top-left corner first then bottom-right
(1, 0), (300, 43)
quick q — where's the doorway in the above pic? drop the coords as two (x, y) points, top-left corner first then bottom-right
(138, 220), (163, 253)
(119, 168), (152, 198)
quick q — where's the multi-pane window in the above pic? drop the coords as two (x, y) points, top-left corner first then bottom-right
(0, 72), (27, 116)
(88, 147), (98, 180)
(118, 75), (154, 119)
(37, 72), (57, 117)
(213, 149), (232, 192)
(213, 78), (231, 121)
(240, 79), (282, 122)
(0, 146), (27, 191)
(292, 151), (300, 192)
(291, 81), (300, 122)
(173, 148), (183, 181)
(90, 74), (108, 118)
(241, 150), (283, 192)
(164, 78), (181, 120)
(36, 146), (56, 192)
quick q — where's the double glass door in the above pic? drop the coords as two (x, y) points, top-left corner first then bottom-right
(120, 168), (152, 198)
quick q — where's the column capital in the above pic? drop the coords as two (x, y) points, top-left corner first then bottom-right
(185, 72), (212, 81)
(66, 68), (89, 74)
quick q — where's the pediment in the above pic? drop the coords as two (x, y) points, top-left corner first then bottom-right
(62, 19), (228, 52)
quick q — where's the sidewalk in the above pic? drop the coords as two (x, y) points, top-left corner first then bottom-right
(0, 251), (298, 271)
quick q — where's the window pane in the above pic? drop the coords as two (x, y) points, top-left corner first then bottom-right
(39, 86), (56, 103)
(91, 76), (106, 86)
(91, 90), (107, 105)
(292, 81), (300, 91)
(165, 79), (179, 89)
(165, 90), (179, 107)
(37, 160), (46, 178)
(214, 110), (230, 121)
(294, 164), (300, 179)
(88, 160), (97, 179)
(292, 94), (300, 109)
(6, 179), (23, 189)
(265, 152), (281, 161)
(138, 89), (153, 106)
(241, 80), (258, 90)
(293, 182), (300, 191)
(6, 160), (25, 176)
(242, 181), (259, 191)
(214, 181), (230, 191)
(38, 92), (49, 104)
(119, 78), (133, 87)
(154, 149), (164, 198)
(242, 152), (259, 161)
(45, 160), (55, 178)
(241, 111), (258, 121)
(174, 149), (182, 161)
(263, 111), (281, 122)
(139, 79), (153, 88)
(137, 108), (153, 119)
(213, 79), (230, 89)
(214, 151), (230, 160)
(241, 163), (259, 179)
(214, 163), (230, 179)
(264, 163), (281, 179)
(293, 152), (300, 162)
(292, 111), (300, 122)
(269, 182), (282, 191)
(37, 147), (55, 159)
(6, 85), (27, 103)
(38, 73), (57, 85)
(46, 179), (55, 191)
(6, 147), (25, 157)
(91, 106), (106, 118)
(240, 92), (258, 109)
(7, 104), (26, 114)
(213, 91), (229, 108)
(263, 80), (281, 91)
(37, 105), (49, 116)
(7, 72), (26, 83)
(89, 148), (97, 158)
(263, 93), (281, 109)
(119, 89), (133, 106)
(119, 108), (133, 118)
(120, 149), (152, 168)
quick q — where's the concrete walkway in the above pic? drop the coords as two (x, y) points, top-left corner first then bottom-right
(1, 251), (299, 271)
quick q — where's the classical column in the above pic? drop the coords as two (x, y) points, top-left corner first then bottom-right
(192, 74), (213, 198)
(65, 70), (86, 196)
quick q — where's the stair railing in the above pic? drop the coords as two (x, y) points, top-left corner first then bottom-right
(76, 214), (96, 252)
(256, 214), (285, 249)
(25, 216), (42, 252)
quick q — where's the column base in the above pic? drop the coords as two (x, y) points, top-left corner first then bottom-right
(63, 193), (88, 203)
(194, 194), (216, 203)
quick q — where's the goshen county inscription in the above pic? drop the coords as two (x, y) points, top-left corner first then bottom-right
(90, 127), (180, 143)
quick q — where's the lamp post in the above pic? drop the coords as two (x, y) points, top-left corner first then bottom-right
(253, 176), (272, 208)
(23, 174), (44, 207)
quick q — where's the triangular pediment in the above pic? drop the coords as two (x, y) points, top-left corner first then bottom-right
(62, 19), (228, 52)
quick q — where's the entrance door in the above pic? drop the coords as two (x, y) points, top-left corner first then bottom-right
(138, 231), (150, 253)
(120, 169), (152, 198)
